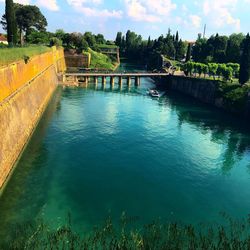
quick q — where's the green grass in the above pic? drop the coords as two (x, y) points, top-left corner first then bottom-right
(97, 44), (118, 49)
(87, 48), (117, 70)
(0, 46), (51, 66)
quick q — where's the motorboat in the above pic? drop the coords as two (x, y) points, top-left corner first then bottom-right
(148, 89), (160, 98)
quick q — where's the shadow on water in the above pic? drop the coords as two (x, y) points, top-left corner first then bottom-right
(0, 88), (63, 241)
(158, 90), (250, 173)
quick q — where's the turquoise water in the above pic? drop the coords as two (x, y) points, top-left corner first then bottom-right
(1, 64), (250, 240)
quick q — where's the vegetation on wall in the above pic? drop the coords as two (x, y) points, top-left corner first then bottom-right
(87, 48), (117, 70)
(0, 45), (50, 66)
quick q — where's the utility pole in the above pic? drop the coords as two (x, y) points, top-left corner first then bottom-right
(203, 24), (206, 39)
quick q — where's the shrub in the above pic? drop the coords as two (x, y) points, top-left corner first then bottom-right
(50, 37), (62, 47)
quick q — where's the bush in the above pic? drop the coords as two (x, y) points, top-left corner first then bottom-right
(50, 37), (62, 47)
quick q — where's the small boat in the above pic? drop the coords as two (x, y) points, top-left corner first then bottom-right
(148, 89), (160, 98)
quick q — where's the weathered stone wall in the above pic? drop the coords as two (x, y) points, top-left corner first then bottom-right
(0, 47), (66, 192)
(162, 75), (250, 119)
(166, 75), (219, 104)
(65, 54), (91, 69)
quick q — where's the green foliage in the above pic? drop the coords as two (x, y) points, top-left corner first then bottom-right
(1, 3), (48, 45)
(5, 0), (17, 45)
(54, 29), (65, 41)
(16, 4), (47, 45)
(0, 45), (50, 65)
(223, 67), (233, 81)
(185, 43), (191, 62)
(239, 33), (250, 85)
(95, 33), (106, 44)
(49, 37), (62, 47)
(227, 63), (240, 77)
(183, 61), (237, 82)
(208, 63), (218, 79)
(192, 33), (245, 64)
(87, 48), (117, 70)
(2, 215), (250, 249)
(115, 31), (122, 47)
(218, 82), (250, 110)
(26, 30), (50, 44)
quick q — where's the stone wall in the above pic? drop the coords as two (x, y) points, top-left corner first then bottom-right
(65, 53), (91, 70)
(0, 47), (66, 193)
(166, 75), (219, 104)
(162, 75), (250, 119)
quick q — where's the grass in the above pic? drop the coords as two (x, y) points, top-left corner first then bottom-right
(97, 44), (118, 49)
(87, 47), (117, 70)
(1, 214), (250, 249)
(0, 46), (51, 66)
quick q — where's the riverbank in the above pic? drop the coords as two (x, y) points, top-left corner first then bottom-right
(160, 75), (250, 122)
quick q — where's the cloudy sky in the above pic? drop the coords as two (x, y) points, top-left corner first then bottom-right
(0, 0), (249, 40)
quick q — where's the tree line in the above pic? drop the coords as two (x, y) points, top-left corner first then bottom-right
(187, 33), (250, 85)
(183, 62), (239, 81)
(115, 29), (187, 68)
(2, 0), (250, 84)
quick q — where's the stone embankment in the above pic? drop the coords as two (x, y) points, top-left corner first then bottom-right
(0, 47), (66, 193)
(161, 75), (250, 120)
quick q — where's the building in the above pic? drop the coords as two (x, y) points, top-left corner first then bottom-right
(0, 34), (8, 45)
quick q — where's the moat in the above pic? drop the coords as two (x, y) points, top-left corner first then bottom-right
(0, 63), (250, 241)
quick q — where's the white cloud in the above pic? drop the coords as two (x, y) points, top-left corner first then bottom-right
(124, 0), (176, 22)
(202, 0), (240, 30)
(36, 0), (59, 11)
(189, 14), (201, 29)
(67, 0), (122, 18)
(14, 0), (30, 4)
(0, 0), (59, 11)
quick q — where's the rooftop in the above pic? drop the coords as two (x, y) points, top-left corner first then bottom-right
(0, 34), (7, 42)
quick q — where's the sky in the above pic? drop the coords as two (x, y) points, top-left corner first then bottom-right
(0, 0), (250, 41)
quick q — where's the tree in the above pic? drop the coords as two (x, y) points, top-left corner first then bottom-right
(50, 37), (62, 47)
(225, 33), (245, 63)
(196, 63), (203, 77)
(83, 32), (96, 48)
(202, 64), (208, 78)
(227, 63), (240, 78)
(95, 34), (105, 44)
(115, 32), (122, 47)
(217, 64), (227, 79)
(223, 67), (233, 82)
(208, 63), (218, 79)
(185, 43), (192, 62)
(15, 4), (47, 45)
(239, 33), (250, 85)
(184, 61), (194, 76)
(5, 0), (17, 45)
(54, 29), (65, 40)
(26, 30), (49, 44)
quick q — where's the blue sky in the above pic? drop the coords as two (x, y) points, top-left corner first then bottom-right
(0, 0), (250, 41)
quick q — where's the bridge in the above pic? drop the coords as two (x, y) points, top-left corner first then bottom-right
(63, 72), (169, 87)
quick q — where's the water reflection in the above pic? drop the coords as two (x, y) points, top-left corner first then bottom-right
(159, 91), (250, 173)
(0, 88), (63, 240)
(74, 84), (250, 174)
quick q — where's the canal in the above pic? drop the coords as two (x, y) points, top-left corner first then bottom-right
(0, 63), (250, 241)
